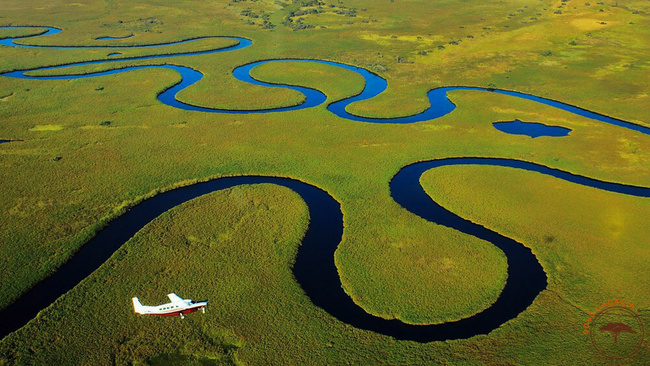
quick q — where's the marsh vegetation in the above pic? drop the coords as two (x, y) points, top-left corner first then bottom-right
(0, 0), (649, 364)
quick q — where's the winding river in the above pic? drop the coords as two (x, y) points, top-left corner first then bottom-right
(0, 26), (648, 342)
(2, 26), (649, 134)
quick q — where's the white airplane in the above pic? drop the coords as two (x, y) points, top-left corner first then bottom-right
(132, 293), (208, 319)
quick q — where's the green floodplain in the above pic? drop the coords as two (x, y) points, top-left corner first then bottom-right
(0, 0), (649, 364)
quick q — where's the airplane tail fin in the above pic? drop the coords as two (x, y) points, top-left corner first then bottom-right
(132, 297), (144, 314)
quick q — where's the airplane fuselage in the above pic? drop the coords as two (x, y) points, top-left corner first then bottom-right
(133, 293), (208, 319)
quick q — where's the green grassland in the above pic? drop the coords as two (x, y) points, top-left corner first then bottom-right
(1, 0), (649, 364)
(421, 165), (650, 309)
(420, 165), (650, 362)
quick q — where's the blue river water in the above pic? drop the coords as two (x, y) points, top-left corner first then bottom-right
(0, 26), (649, 343)
(493, 119), (572, 138)
(1, 26), (648, 134)
(0, 26), (247, 50)
(0, 159), (647, 342)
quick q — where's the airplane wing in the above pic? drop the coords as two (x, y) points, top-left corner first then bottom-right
(167, 293), (184, 303)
